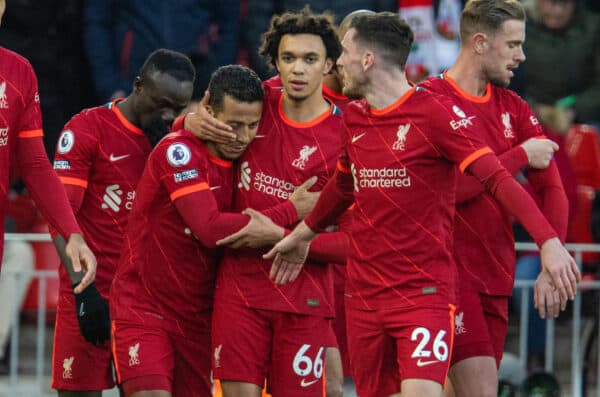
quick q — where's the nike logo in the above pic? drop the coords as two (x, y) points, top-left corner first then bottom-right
(416, 359), (439, 367)
(351, 132), (366, 143)
(210, 186), (221, 191)
(109, 154), (130, 162)
(78, 303), (85, 317)
(300, 378), (319, 387)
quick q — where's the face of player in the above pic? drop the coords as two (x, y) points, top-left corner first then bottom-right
(537, 0), (575, 30)
(337, 29), (368, 99)
(482, 19), (526, 88)
(133, 71), (194, 146)
(275, 33), (333, 102)
(208, 95), (262, 161)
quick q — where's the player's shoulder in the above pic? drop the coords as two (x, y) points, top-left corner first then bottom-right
(153, 131), (208, 170)
(0, 47), (34, 72)
(493, 85), (527, 107)
(64, 102), (114, 133)
(419, 73), (448, 92)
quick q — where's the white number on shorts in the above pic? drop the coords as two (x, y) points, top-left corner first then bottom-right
(410, 327), (449, 361)
(293, 344), (325, 378)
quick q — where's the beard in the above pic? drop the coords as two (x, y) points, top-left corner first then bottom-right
(142, 117), (170, 147)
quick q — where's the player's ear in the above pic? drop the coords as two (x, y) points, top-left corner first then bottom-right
(472, 32), (488, 55)
(362, 51), (374, 71)
(323, 57), (334, 75)
(132, 76), (143, 94)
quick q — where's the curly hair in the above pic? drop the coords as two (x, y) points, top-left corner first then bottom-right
(259, 6), (341, 70)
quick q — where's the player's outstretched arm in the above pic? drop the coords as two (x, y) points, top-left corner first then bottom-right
(455, 137), (555, 204)
(467, 153), (580, 301)
(264, 221), (317, 285)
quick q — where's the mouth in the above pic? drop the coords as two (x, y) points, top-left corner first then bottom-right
(289, 80), (307, 91)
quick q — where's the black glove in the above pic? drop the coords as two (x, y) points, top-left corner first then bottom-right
(73, 282), (111, 346)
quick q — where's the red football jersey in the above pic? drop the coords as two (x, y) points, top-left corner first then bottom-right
(111, 130), (235, 335)
(338, 87), (492, 310)
(215, 85), (344, 317)
(53, 100), (152, 297)
(0, 46), (80, 262)
(421, 73), (545, 295)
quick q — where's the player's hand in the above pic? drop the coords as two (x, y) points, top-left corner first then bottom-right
(66, 233), (97, 294)
(539, 237), (581, 302)
(217, 208), (284, 248)
(520, 137), (558, 169)
(184, 91), (235, 144)
(289, 176), (320, 219)
(264, 221), (316, 285)
(73, 282), (111, 346)
(534, 270), (565, 319)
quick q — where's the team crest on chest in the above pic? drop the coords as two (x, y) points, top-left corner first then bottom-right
(392, 123), (411, 151)
(292, 145), (318, 170)
(501, 112), (514, 138)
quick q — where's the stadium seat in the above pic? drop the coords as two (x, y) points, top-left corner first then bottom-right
(568, 185), (600, 264)
(565, 124), (600, 188)
(20, 219), (60, 324)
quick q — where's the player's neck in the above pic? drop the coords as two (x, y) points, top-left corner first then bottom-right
(446, 52), (489, 97)
(323, 74), (342, 95)
(365, 69), (412, 110)
(281, 90), (330, 123)
(116, 97), (140, 127)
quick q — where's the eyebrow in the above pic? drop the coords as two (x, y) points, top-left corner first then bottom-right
(280, 51), (320, 57)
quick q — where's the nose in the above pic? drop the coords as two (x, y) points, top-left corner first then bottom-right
(515, 46), (526, 63)
(161, 108), (176, 126)
(237, 127), (251, 144)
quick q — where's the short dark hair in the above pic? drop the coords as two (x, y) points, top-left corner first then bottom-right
(207, 65), (264, 114)
(349, 12), (414, 71)
(139, 48), (196, 83)
(460, 0), (525, 43)
(259, 6), (341, 69)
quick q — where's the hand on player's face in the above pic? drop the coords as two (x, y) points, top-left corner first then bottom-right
(184, 91), (236, 144)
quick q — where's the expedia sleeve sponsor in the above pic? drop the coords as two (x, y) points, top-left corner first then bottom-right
(174, 169), (199, 183)
(53, 160), (71, 170)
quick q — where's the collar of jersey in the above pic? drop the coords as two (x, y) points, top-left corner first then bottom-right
(370, 87), (416, 116)
(278, 94), (334, 128)
(111, 99), (144, 135)
(206, 148), (233, 168)
(322, 84), (348, 101)
(443, 71), (492, 104)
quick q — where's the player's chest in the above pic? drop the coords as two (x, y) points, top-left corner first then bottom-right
(460, 101), (522, 152)
(90, 135), (151, 185)
(207, 164), (234, 212)
(0, 86), (26, 151)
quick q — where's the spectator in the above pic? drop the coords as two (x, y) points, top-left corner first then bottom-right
(243, 0), (397, 79)
(0, 0), (95, 155)
(84, 0), (239, 101)
(516, 0), (600, 129)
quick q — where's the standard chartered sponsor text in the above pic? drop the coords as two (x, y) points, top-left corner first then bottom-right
(254, 171), (295, 198)
(358, 167), (411, 188)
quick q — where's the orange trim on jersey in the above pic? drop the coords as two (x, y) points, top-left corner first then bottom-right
(337, 161), (351, 174)
(322, 83), (348, 101)
(207, 150), (233, 168)
(536, 134), (548, 140)
(370, 88), (416, 116)
(443, 71), (491, 103)
(51, 310), (59, 386)
(111, 321), (122, 384)
(442, 303), (457, 387)
(59, 176), (89, 188)
(170, 183), (209, 201)
(18, 129), (44, 138)
(278, 94), (333, 128)
(111, 99), (144, 135)
(458, 147), (493, 173)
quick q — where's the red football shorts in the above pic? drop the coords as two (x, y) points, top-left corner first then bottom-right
(346, 303), (456, 397)
(333, 289), (350, 375)
(450, 288), (509, 368)
(212, 301), (330, 397)
(51, 294), (115, 391)
(111, 313), (212, 397)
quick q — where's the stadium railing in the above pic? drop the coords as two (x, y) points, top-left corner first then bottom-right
(0, 235), (598, 397)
